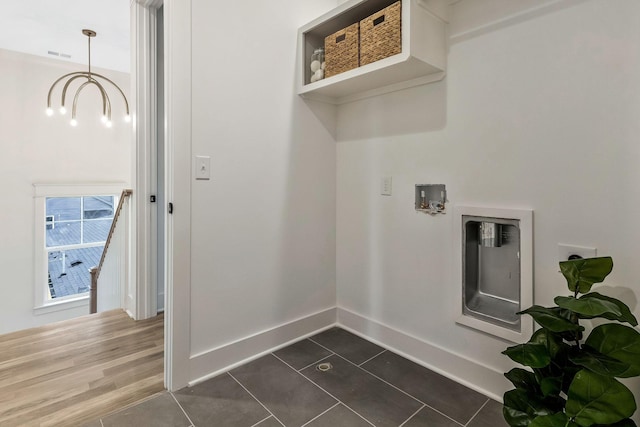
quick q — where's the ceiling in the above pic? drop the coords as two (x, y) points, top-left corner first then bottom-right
(0, 0), (130, 73)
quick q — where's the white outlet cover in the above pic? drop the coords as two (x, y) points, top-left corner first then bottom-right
(558, 244), (597, 263)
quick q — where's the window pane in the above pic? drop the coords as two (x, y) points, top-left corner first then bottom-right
(83, 196), (115, 219)
(46, 197), (81, 221)
(83, 219), (112, 243)
(47, 247), (103, 299)
(46, 220), (81, 247)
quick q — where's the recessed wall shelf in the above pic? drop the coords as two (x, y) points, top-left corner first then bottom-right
(297, 0), (448, 105)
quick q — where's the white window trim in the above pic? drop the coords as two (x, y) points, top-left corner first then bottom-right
(33, 183), (127, 313)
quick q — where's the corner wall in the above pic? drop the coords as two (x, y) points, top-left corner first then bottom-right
(0, 49), (132, 334)
(336, 0), (640, 402)
(185, 0), (338, 382)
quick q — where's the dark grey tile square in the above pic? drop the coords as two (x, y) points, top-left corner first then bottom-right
(254, 416), (283, 426)
(174, 373), (269, 427)
(306, 404), (372, 427)
(102, 392), (190, 427)
(362, 351), (488, 424)
(309, 328), (384, 365)
(302, 355), (422, 427)
(273, 339), (333, 371)
(230, 354), (336, 426)
(402, 406), (460, 427)
(468, 399), (508, 427)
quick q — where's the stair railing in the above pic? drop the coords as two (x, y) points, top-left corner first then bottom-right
(89, 189), (133, 314)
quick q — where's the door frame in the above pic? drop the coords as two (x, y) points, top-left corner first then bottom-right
(131, 0), (191, 391)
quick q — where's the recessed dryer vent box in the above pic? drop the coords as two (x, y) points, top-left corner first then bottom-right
(454, 206), (533, 343)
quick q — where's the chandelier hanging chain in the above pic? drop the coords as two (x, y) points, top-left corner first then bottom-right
(46, 29), (130, 127)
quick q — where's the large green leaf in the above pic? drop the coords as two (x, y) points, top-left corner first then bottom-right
(586, 324), (640, 378)
(566, 370), (636, 426)
(539, 376), (562, 397)
(555, 295), (622, 319)
(530, 328), (567, 358)
(569, 346), (631, 377)
(530, 413), (579, 427)
(503, 389), (537, 427)
(572, 293), (638, 326)
(505, 368), (540, 393)
(518, 306), (584, 333)
(503, 389), (559, 427)
(503, 343), (551, 368)
(559, 364), (583, 395)
(559, 257), (613, 294)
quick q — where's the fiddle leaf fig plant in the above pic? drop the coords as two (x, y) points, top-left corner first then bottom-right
(502, 256), (640, 427)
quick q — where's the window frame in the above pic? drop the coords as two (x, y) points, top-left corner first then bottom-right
(33, 183), (126, 313)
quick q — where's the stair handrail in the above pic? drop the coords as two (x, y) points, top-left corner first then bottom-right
(89, 188), (132, 313)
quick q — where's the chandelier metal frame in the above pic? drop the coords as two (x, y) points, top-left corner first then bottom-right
(46, 29), (130, 127)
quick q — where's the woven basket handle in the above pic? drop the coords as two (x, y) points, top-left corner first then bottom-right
(335, 33), (346, 43)
(373, 15), (386, 26)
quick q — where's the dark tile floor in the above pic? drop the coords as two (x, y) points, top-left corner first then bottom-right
(88, 327), (508, 427)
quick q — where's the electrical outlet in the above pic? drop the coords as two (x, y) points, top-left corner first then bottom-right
(381, 176), (392, 196)
(558, 244), (597, 262)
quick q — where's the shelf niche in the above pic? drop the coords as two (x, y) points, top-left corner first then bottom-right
(297, 0), (448, 105)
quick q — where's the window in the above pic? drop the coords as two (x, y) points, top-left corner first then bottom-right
(34, 184), (123, 311)
(45, 196), (115, 299)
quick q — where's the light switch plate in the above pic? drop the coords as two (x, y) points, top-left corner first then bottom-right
(381, 176), (392, 196)
(195, 155), (210, 180)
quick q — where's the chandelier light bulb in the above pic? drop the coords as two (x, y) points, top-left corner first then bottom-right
(124, 114), (131, 123)
(70, 119), (78, 127)
(101, 115), (108, 123)
(105, 120), (113, 128)
(46, 108), (54, 116)
(59, 106), (67, 115)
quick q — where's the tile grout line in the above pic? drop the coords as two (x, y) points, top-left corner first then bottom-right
(398, 404), (425, 427)
(227, 371), (286, 427)
(357, 349), (387, 367)
(463, 398), (490, 427)
(250, 414), (274, 427)
(329, 350), (464, 426)
(307, 337), (338, 354)
(271, 352), (376, 427)
(299, 402), (340, 427)
(169, 391), (196, 427)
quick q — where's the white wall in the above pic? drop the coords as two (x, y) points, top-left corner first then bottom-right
(0, 49), (131, 334)
(336, 0), (640, 402)
(183, 0), (338, 382)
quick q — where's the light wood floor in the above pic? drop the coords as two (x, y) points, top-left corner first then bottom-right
(0, 309), (164, 427)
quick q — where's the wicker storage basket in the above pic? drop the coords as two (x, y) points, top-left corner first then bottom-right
(360, 1), (402, 67)
(324, 23), (360, 78)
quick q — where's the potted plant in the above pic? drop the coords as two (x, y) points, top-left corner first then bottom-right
(502, 256), (640, 427)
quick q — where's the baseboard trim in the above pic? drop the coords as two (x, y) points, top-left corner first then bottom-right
(188, 307), (337, 386)
(337, 307), (509, 402)
(186, 305), (510, 400)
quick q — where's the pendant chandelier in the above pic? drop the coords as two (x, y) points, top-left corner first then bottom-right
(46, 29), (130, 128)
